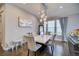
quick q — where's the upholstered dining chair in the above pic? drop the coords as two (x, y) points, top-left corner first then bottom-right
(23, 35), (42, 56)
(8, 41), (15, 52)
(47, 33), (56, 55)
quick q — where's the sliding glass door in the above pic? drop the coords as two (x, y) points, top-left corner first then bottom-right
(44, 19), (62, 36)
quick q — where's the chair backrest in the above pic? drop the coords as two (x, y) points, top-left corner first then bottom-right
(23, 35), (36, 50)
(53, 34), (56, 40)
(51, 34), (56, 43)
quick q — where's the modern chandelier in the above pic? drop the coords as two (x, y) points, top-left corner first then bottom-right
(39, 4), (47, 24)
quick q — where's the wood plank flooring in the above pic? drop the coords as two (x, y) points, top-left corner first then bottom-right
(0, 41), (70, 56)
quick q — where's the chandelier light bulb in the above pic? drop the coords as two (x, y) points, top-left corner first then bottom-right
(41, 13), (45, 18)
(43, 16), (47, 21)
(43, 17), (47, 21)
(40, 19), (42, 22)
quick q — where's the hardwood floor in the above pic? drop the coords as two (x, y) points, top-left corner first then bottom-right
(53, 41), (69, 56)
(0, 41), (70, 56)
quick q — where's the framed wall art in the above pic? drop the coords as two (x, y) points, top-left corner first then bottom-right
(18, 16), (33, 28)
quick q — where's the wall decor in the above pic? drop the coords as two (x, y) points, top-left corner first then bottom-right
(18, 16), (33, 28)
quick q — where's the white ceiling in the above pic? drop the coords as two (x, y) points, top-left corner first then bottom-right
(12, 3), (79, 19)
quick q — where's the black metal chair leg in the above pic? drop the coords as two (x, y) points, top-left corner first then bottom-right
(28, 49), (29, 56)
(51, 46), (53, 55)
(35, 52), (36, 56)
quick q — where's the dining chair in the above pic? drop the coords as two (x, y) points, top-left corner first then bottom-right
(23, 35), (42, 56)
(47, 33), (56, 55)
(15, 42), (20, 51)
(19, 38), (27, 50)
(7, 41), (15, 52)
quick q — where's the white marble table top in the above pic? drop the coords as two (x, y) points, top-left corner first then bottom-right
(34, 35), (52, 44)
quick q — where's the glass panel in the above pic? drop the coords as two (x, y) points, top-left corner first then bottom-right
(48, 27), (54, 33)
(48, 20), (55, 34)
(44, 22), (47, 34)
(44, 20), (62, 35)
(48, 21), (54, 27)
(56, 20), (62, 35)
(40, 26), (44, 35)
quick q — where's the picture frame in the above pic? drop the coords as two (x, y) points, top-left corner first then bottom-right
(18, 16), (33, 28)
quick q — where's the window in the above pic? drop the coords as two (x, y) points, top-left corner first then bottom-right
(44, 19), (62, 35)
(48, 21), (55, 34)
(56, 20), (62, 35)
(39, 25), (44, 35)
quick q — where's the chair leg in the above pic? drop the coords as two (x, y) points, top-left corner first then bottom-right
(51, 46), (53, 55)
(12, 47), (14, 52)
(15, 45), (18, 51)
(28, 49), (29, 56)
(35, 52), (36, 56)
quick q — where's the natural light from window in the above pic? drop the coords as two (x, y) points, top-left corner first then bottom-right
(44, 20), (62, 35)
(48, 21), (55, 34)
(56, 20), (62, 35)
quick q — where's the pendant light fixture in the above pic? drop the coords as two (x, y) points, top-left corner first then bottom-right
(39, 4), (47, 23)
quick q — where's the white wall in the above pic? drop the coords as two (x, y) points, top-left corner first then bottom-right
(67, 14), (79, 33)
(3, 4), (39, 49)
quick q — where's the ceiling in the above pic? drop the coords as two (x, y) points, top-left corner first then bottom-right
(12, 3), (79, 19)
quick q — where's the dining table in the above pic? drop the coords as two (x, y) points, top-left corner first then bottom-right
(34, 35), (53, 51)
(34, 35), (52, 45)
(23, 34), (53, 53)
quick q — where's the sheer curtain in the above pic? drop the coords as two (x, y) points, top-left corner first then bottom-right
(59, 17), (68, 41)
